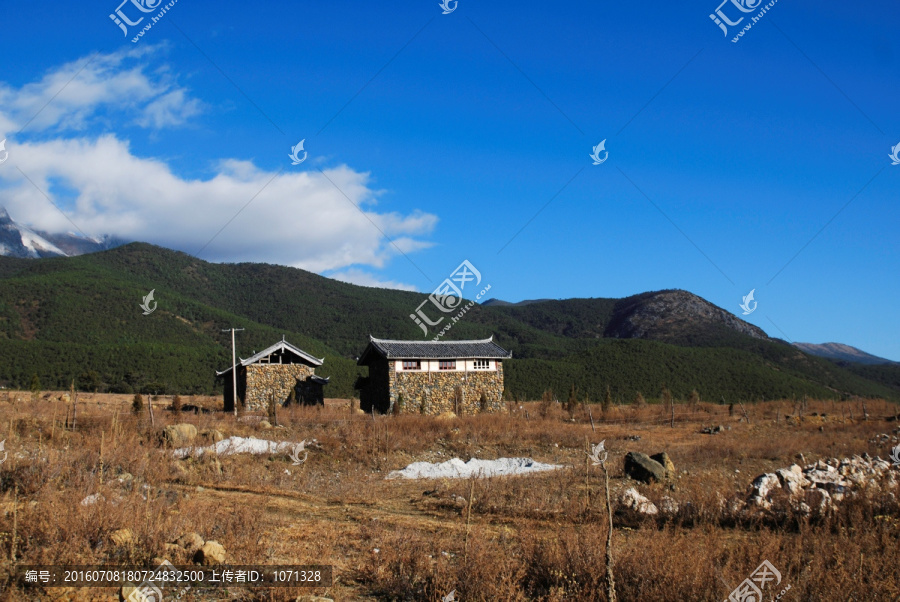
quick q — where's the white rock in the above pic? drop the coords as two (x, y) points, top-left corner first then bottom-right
(806, 470), (850, 492)
(80, 493), (104, 506)
(172, 436), (295, 458)
(776, 467), (810, 498)
(749, 495), (772, 509)
(619, 487), (658, 515)
(751, 473), (780, 499)
(660, 496), (679, 514)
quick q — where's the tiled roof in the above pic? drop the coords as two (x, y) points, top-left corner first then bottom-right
(217, 337), (323, 375)
(359, 336), (512, 363)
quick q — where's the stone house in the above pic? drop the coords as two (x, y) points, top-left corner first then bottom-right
(216, 337), (328, 412)
(355, 336), (512, 415)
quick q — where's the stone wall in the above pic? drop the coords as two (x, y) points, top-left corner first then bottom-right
(243, 364), (316, 411)
(390, 363), (505, 415)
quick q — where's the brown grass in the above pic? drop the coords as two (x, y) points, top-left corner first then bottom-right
(0, 392), (898, 600)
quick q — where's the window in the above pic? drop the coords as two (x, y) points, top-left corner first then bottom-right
(438, 360), (456, 370)
(473, 359), (491, 370)
(402, 360), (421, 371)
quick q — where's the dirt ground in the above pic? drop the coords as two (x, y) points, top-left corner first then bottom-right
(0, 393), (898, 600)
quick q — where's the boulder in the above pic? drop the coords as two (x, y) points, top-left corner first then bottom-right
(775, 465), (809, 497)
(748, 473), (781, 508)
(619, 487), (658, 515)
(174, 532), (205, 555)
(164, 543), (186, 560)
(200, 429), (224, 442)
(110, 528), (134, 547)
(194, 540), (226, 565)
(259, 420), (272, 429)
(162, 424), (198, 447)
(750, 473), (780, 498)
(805, 468), (850, 493)
(650, 452), (676, 479)
(624, 452), (667, 483)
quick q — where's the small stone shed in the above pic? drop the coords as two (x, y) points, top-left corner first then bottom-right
(295, 374), (330, 406)
(355, 336), (512, 415)
(216, 337), (327, 412)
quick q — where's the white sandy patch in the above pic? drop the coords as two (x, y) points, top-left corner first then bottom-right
(172, 436), (294, 459)
(386, 457), (565, 480)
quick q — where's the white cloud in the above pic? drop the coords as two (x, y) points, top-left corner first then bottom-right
(327, 268), (418, 291)
(1, 136), (437, 272)
(0, 45), (201, 135)
(0, 49), (437, 276)
(136, 89), (202, 128)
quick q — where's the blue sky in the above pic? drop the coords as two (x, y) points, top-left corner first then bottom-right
(0, 0), (898, 359)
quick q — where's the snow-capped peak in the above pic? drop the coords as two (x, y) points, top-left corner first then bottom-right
(0, 206), (124, 259)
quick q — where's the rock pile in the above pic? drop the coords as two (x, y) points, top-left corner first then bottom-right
(165, 532), (226, 565)
(869, 428), (900, 445)
(747, 454), (897, 512)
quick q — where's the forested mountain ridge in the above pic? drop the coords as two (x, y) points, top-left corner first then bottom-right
(0, 243), (897, 402)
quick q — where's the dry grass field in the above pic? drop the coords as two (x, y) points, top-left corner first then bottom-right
(0, 391), (899, 601)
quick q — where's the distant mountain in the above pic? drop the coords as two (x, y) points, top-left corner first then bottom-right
(474, 290), (767, 347)
(794, 342), (897, 366)
(0, 207), (124, 258)
(604, 290), (768, 344)
(0, 243), (897, 402)
(481, 298), (554, 307)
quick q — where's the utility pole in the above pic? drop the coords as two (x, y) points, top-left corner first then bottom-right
(222, 328), (245, 416)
